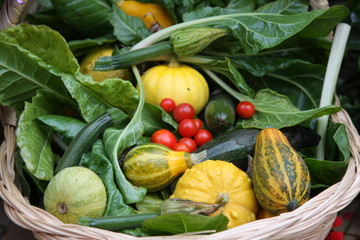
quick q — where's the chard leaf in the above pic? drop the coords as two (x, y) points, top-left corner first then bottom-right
(36, 115), (85, 139)
(51, 0), (113, 37)
(80, 76), (139, 116)
(233, 58), (326, 110)
(236, 89), (341, 129)
(0, 24), (75, 111)
(68, 34), (117, 57)
(141, 103), (178, 136)
(305, 123), (350, 187)
(16, 91), (63, 180)
(61, 74), (109, 122)
(102, 70), (147, 203)
(142, 213), (228, 235)
(225, 58), (255, 97)
(80, 140), (134, 216)
(0, 24), (111, 122)
(210, 6), (349, 54)
(255, 0), (308, 14)
(110, 5), (150, 46)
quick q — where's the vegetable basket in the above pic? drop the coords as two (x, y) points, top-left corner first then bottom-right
(1, 0), (360, 239)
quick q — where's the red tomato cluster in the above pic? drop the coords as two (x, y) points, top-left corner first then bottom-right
(152, 99), (213, 153)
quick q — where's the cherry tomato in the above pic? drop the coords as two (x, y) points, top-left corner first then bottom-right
(172, 103), (195, 123)
(160, 98), (176, 113)
(178, 119), (198, 138)
(193, 119), (203, 132)
(151, 129), (177, 149)
(194, 129), (213, 147)
(236, 101), (255, 119)
(173, 142), (191, 153)
(178, 137), (197, 153)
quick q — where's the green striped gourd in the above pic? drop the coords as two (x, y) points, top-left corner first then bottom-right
(123, 143), (206, 192)
(251, 128), (311, 215)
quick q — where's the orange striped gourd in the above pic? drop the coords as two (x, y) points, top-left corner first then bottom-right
(251, 128), (311, 215)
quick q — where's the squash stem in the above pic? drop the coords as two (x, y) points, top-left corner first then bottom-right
(190, 150), (208, 165)
(168, 55), (180, 68)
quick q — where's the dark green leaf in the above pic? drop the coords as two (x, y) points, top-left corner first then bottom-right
(141, 103), (178, 136)
(80, 140), (134, 216)
(255, 0), (308, 15)
(0, 24), (76, 111)
(142, 213), (228, 235)
(236, 89), (341, 129)
(225, 58), (255, 97)
(305, 123), (350, 186)
(110, 5), (150, 46)
(80, 76), (139, 116)
(51, 0), (113, 37)
(68, 35), (117, 57)
(17, 91), (64, 180)
(239, 59), (326, 110)
(36, 115), (85, 139)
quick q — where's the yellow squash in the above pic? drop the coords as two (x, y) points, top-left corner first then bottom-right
(80, 47), (131, 82)
(171, 160), (258, 228)
(117, 0), (174, 29)
(140, 62), (209, 114)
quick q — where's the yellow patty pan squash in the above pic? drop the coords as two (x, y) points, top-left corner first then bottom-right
(140, 64), (209, 114)
(171, 160), (258, 228)
(80, 47), (131, 82)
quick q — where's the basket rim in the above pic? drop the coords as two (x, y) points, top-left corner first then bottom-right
(0, 98), (359, 240)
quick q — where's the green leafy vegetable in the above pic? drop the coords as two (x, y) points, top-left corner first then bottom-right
(36, 115), (85, 139)
(16, 91), (63, 180)
(51, 0), (113, 37)
(80, 140), (134, 216)
(142, 213), (229, 235)
(110, 5), (150, 46)
(305, 122), (350, 187)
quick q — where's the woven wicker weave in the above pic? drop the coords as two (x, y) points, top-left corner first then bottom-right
(1, 0), (360, 239)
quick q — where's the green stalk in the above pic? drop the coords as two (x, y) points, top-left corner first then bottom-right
(202, 69), (250, 102)
(130, 13), (256, 50)
(316, 23), (351, 160)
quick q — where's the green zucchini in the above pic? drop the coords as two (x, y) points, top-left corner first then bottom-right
(204, 90), (236, 132)
(94, 41), (173, 71)
(194, 126), (320, 171)
(54, 108), (127, 174)
(78, 213), (159, 231)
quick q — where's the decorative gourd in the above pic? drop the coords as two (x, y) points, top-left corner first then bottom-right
(140, 62), (209, 114)
(123, 143), (207, 192)
(171, 160), (258, 229)
(44, 166), (107, 224)
(251, 128), (311, 215)
(80, 47), (131, 82)
(117, 0), (174, 29)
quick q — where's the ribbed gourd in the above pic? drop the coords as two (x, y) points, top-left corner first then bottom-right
(123, 143), (207, 192)
(251, 128), (311, 215)
(171, 160), (258, 229)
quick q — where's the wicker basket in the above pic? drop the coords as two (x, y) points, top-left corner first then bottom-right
(1, 1), (360, 239)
